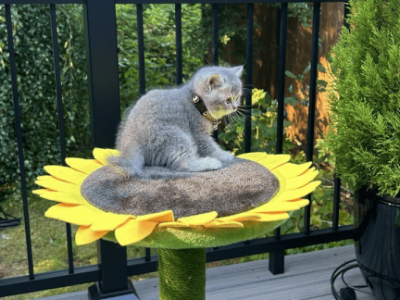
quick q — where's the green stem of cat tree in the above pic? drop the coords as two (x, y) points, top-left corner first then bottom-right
(158, 248), (206, 300)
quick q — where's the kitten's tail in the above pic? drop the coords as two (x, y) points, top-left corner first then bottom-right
(107, 151), (145, 177)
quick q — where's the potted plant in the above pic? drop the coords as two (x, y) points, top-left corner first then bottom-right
(327, 0), (400, 298)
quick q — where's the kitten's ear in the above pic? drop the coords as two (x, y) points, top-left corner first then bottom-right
(207, 73), (223, 91)
(231, 65), (244, 77)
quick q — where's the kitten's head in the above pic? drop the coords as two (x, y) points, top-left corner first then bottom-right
(192, 66), (243, 120)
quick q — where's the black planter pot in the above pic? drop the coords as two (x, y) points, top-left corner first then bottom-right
(354, 187), (400, 299)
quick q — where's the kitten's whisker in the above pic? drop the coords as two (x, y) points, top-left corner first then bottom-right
(223, 116), (228, 126)
(237, 109), (251, 116)
(227, 115), (233, 125)
(236, 111), (244, 117)
(232, 112), (244, 124)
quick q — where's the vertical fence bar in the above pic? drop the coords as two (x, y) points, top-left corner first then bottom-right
(5, 3), (34, 280)
(137, 4), (145, 96)
(244, 3), (254, 153)
(303, 2), (321, 235)
(175, 3), (182, 85)
(269, 2), (288, 276)
(145, 248), (151, 262)
(332, 1), (350, 231)
(275, 3), (288, 156)
(343, 0), (351, 29)
(332, 175), (341, 230)
(211, 3), (218, 66)
(84, 0), (121, 148)
(84, 0), (138, 298)
(49, 3), (74, 274)
(212, 3), (219, 140)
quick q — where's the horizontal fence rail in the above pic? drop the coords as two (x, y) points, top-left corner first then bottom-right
(0, 0), (346, 3)
(0, 0), (352, 298)
(0, 226), (353, 296)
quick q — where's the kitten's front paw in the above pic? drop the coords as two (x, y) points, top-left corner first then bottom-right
(202, 157), (223, 170)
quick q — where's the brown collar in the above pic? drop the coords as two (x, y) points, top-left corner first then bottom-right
(192, 95), (220, 130)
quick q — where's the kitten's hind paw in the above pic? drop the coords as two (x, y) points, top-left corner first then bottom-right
(211, 150), (234, 162)
(219, 151), (235, 161)
(199, 157), (223, 171)
(182, 157), (222, 172)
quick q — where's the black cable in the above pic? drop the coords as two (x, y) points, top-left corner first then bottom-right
(331, 259), (374, 299)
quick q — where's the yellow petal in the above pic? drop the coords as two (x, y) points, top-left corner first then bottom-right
(220, 212), (289, 222)
(76, 226), (108, 245)
(35, 176), (80, 193)
(33, 190), (86, 205)
(288, 199), (310, 208)
(250, 201), (307, 213)
(65, 158), (103, 175)
(219, 212), (265, 222)
(115, 219), (157, 246)
(44, 166), (87, 185)
(93, 148), (120, 165)
(273, 162), (312, 180)
(136, 210), (174, 222)
(203, 221), (244, 228)
(32, 189), (50, 196)
(45, 204), (97, 226)
(252, 212), (290, 222)
(44, 203), (78, 220)
(90, 213), (132, 231)
(257, 154), (291, 169)
(237, 152), (267, 162)
(178, 211), (218, 225)
(285, 169), (318, 190)
(276, 181), (321, 201)
(158, 222), (191, 228)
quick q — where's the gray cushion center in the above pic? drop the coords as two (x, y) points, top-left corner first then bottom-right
(81, 158), (279, 219)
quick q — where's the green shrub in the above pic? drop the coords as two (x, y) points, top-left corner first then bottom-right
(117, 4), (205, 110)
(0, 5), (90, 187)
(219, 88), (294, 154)
(327, 0), (400, 196)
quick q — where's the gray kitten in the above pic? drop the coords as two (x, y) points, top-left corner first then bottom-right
(108, 65), (243, 176)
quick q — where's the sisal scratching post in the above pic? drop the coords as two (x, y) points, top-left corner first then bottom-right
(158, 248), (206, 300)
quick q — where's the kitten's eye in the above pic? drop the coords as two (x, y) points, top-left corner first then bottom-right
(226, 98), (231, 104)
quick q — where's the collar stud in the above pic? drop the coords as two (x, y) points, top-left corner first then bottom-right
(192, 95), (200, 103)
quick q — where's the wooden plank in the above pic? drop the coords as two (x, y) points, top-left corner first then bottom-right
(37, 246), (374, 300)
(133, 246), (374, 300)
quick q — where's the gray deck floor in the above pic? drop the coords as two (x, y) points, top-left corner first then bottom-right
(38, 245), (374, 300)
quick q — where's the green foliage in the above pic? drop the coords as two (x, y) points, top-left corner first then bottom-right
(285, 62), (329, 107)
(117, 4), (204, 111)
(0, 5), (90, 186)
(117, 4), (250, 111)
(327, 0), (400, 196)
(219, 88), (294, 154)
(0, 193), (153, 300)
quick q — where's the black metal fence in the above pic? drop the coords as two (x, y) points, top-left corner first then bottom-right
(0, 0), (352, 298)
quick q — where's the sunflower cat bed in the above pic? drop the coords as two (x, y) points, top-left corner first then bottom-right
(34, 148), (320, 300)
